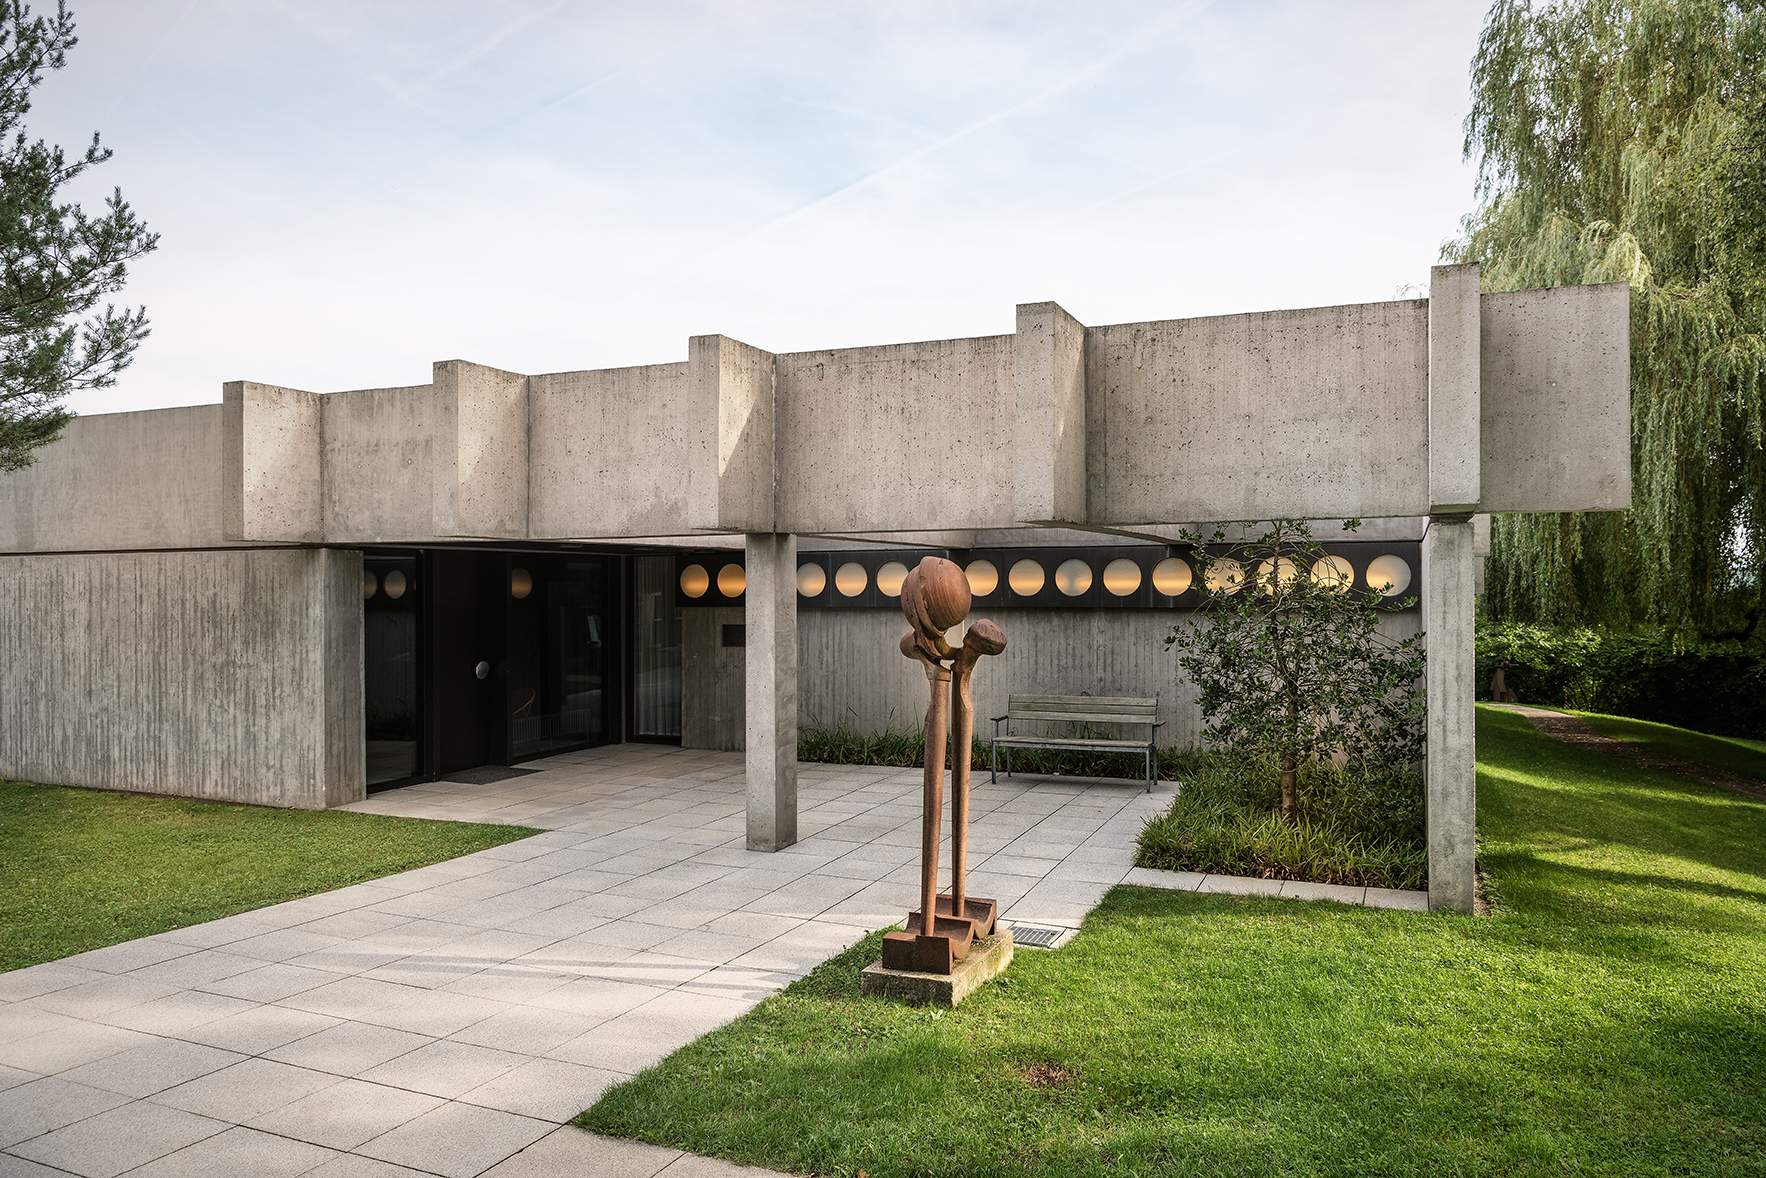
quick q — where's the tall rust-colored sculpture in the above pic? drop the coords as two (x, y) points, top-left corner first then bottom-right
(882, 556), (1007, 975)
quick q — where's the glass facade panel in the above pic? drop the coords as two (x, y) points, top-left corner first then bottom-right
(633, 555), (683, 739)
(508, 557), (614, 759)
(363, 553), (420, 787)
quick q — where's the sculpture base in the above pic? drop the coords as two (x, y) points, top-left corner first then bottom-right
(862, 930), (1014, 1007)
(879, 912), (975, 973)
(906, 895), (998, 939)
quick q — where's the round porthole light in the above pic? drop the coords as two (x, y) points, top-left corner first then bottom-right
(797, 563), (826, 597)
(1311, 555), (1354, 591)
(1203, 557), (1244, 595)
(1253, 556), (1299, 594)
(383, 569), (408, 600)
(1366, 554), (1412, 597)
(362, 571), (378, 600)
(717, 564), (746, 597)
(680, 564), (710, 598)
(510, 567), (533, 600)
(835, 562), (867, 597)
(1103, 558), (1142, 596)
(965, 559), (999, 596)
(1055, 558), (1092, 596)
(876, 561), (909, 598)
(1151, 557), (1192, 596)
(1008, 559), (1045, 596)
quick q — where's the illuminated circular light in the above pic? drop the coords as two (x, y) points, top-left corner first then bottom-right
(1311, 555), (1354, 591)
(835, 562), (868, 597)
(1203, 557), (1244, 595)
(1103, 558), (1142, 596)
(362, 571), (378, 600)
(1254, 556), (1299, 594)
(1008, 559), (1045, 596)
(679, 564), (710, 598)
(876, 561), (909, 598)
(510, 567), (533, 599)
(1151, 557), (1192, 596)
(1366, 554), (1412, 597)
(383, 570), (408, 600)
(1054, 558), (1093, 596)
(717, 563), (746, 597)
(965, 559), (999, 596)
(797, 563), (826, 597)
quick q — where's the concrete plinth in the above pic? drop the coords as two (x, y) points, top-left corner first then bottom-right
(861, 930), (1015, 1007)
(1424, 516), (1477, 912)
(745, 532), (798, 851)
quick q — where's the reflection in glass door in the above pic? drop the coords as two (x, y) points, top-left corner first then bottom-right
(507, 556), (615, 760)
(363, 553), (421, 788)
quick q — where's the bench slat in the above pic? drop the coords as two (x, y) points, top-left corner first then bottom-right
(993, 735), (1152, 751)
(1008, 694), (1157, 708)
(1003, 712), (1159, 726)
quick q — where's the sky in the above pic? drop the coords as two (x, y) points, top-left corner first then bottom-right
(38, 0), (1491, 414)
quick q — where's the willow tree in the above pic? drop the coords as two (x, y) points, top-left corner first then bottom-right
(1451, 0), (1766, 637)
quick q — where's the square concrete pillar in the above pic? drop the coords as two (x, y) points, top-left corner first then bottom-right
(745, 532), (798, 851)
(1424, 516), (1477, 912)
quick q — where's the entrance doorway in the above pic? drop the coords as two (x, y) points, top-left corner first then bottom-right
(362, 548), (622, 790)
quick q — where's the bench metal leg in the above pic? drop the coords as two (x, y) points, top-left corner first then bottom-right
(990, 739), (997, 784)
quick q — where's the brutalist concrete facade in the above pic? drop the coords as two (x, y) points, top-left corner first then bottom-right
(0, 266), (1632, 910)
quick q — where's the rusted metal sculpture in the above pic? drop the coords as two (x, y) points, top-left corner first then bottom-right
(882, 556), (1007, 975)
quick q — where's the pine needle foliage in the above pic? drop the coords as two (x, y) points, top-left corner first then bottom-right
(1450, 0), (1766, 637)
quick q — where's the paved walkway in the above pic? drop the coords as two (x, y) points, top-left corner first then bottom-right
(0, 746), (1168, 1177)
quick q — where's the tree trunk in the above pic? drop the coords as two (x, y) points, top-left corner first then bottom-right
(1281, 690), (1299, 820)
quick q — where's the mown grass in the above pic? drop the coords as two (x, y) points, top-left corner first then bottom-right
(1571, 709), (1766, 781)
(0, 780), (537, 972)
(580, 707), (1766, 1176)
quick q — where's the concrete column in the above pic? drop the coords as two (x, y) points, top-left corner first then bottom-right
(745, 532), (798, 851)
(1424, 516), (1477, 912)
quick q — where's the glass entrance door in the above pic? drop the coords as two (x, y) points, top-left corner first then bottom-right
(506, 555), (618, 760)
(363, 553), (421, 789)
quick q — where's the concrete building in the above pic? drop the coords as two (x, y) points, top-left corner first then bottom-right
(0, 266), (1631, 911)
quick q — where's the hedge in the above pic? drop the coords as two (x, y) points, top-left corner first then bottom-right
(1477, 622), (1766, 738)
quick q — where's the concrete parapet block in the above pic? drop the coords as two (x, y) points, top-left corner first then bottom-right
(688, 335), (776, 532)
(1424, 516), (1477, 913)
(432, 360), (530, 538)
(1012, 302), (1087, 524)
(1428, 264), (1482, 513)
(222, 381), (322, 542)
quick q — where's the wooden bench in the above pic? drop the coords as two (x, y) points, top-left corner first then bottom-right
(990, 694), (1162, 792)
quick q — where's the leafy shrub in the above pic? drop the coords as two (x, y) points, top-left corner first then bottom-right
(1478, 622), (1766, 738)
(1136, 753), (1426, 889)
(798, 726), (1202, 783)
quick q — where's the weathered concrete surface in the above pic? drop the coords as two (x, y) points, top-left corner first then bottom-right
(1423, 517), (1477, 912)
(1086, 300), (1431, 524)
(222, 380), (322, 543)
(527, 362), (692, 538)
(774, 334), (1017, 532)
(0, 547), (364, 807)
(321, 384), (436, 543)
(0, 406), (226, 551)
(1012, 302), (1087, 524)
(691, 334), (776, 533)
(861, 930), (1014, 1007)
(745, 533), (798, 850)
(433, 360), (529, 539)
(1429, 265), (1481, 513)
(1480, 283), (1630, 513)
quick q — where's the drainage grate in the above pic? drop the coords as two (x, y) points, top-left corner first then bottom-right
(1010, 924), (1065, 949)
(441, 765), (541, 785)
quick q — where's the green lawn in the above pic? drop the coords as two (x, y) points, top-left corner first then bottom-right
(1571, 710), (1766, 781)
(0, 780), (537, 972)
(579, 707), (1766, 1177)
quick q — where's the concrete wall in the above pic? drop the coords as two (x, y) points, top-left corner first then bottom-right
(682, 606), (1422, 753)
(0, 548), (364, 808)
(321, 385), (437, 543)
(773, 334), (1018, 532)
(0, 406), (227, 551)
(1086, 301), (1431, 524)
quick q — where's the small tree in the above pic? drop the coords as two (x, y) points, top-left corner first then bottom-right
(0, 0), (157, 471)
(1167, 519), (1426, 820)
